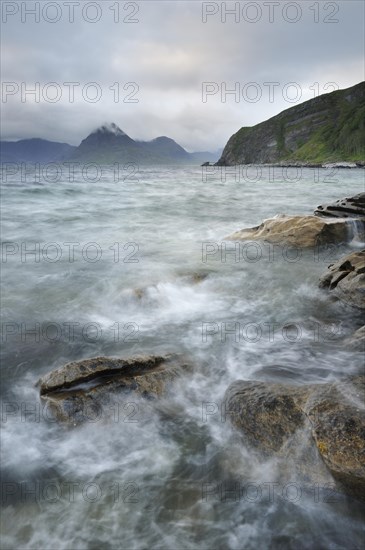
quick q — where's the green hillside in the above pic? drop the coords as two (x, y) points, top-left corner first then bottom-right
(218, 81), (365, 165)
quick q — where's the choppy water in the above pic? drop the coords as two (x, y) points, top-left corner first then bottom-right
(1, 165), (364, 549)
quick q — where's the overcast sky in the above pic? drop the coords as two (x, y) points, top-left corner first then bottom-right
(1, 0), (364, 151)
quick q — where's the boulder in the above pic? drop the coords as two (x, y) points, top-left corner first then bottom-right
(224, 376), (365, 501)
(304, 377), (365, 502)
(223, 380), (308, 454)
(39, 354), (192, 425)
(226, 214), (353, 248)
(319, 250), (365, 309)
(314, 192), (365, 219)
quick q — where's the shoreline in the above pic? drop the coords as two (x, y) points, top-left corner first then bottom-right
(206, 161), (365, 168)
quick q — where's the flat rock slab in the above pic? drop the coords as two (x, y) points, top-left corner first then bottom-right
(39, 354), (192, 425)
(224, 376), (365, 502)
(315, 192), (365, 219)
(319, 250), (365, 309)
(226, 214), (352, 248)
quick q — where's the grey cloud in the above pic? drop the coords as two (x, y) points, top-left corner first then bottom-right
(1, 0), (364, 150)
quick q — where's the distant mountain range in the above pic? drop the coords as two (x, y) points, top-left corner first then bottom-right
(0, 123), (221, 165)
(0, 138), (75, 163)
(217, 81), (365, 165)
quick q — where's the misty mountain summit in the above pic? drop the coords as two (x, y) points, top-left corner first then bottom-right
(94, 122), (128, 137)
(72, 122), (137, 162)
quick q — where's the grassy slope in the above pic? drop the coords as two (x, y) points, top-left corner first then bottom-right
(284, 92), (365, 162)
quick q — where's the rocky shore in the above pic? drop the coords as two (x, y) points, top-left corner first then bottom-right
(223, 192), (365, 501)
(38, 193), (365, 501)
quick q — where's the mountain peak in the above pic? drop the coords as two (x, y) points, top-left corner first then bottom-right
(152, 136), (175, 142)
(92, 123), (126, 137)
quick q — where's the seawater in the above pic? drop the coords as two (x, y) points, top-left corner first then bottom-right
(1, 165), (364, 549)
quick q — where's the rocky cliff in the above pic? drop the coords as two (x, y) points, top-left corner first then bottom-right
(217, 81), (365, 165)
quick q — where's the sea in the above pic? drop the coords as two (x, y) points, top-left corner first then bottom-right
(1, 164), (364, 549)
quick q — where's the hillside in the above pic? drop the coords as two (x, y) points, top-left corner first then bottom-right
(217, 81), (365, 165)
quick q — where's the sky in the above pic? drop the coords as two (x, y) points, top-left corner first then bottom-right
(1, 0), (364, 152)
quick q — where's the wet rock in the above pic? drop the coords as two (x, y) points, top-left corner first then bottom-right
(344, 326), (365, 351)
(39, 354), (192, 425)
(226, 214), (352, 248)
(224, 380), (308, 453)
(224, 376), (365, 501)
(314, 192), (365, 219)
(133, 287), (146, 300)
(304, 377), (365, 502)
(319, 250), (365, 309)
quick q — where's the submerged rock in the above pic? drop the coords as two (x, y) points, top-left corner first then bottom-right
(224, 376), (365, 501)
(132, 271), (210, 301)
(315, 192), (365, 219)
(345, 326), (365, 351)
(226, 214), (352, 248)
(319, 250), (365, 309)
(39, 354), (192, 425)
